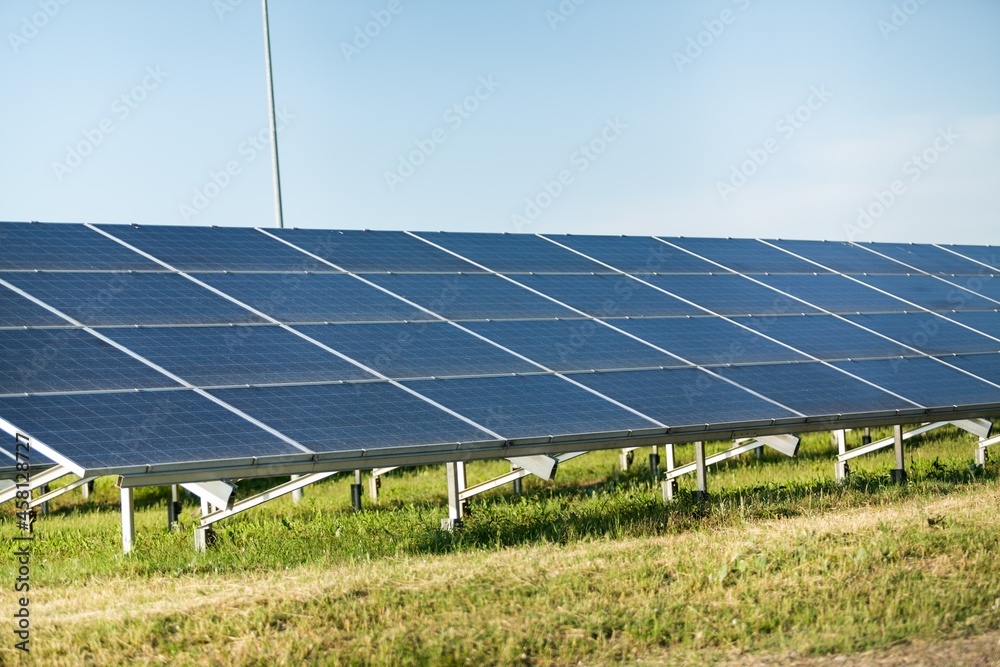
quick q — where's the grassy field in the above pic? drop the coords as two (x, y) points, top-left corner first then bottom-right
(2, 425), (1000, 665)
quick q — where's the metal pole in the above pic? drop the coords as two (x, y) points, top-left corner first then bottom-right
(261, 0), (284, 229)
(694, 441), (707, 501)
(891, 424), (907, 483)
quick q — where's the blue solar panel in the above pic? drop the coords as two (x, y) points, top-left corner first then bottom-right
(952, 274), (1000, 302)
(103, 326), (374, 387)
(199, 273), (434, 323)
(831, 357), (1000, 408)
(0, 286), (67, 327)
(845, 313), (1000, 356)
(612, 316), (808, 365)
(573, 367), (798, 426)
(758, 274), (910, 314)
(946, 311), (1000, 340)
(0, 434), (54, 469)
(0, 390), (304, 471)
(463, 319), (686, 371)
(0, 222), (159, 271)
(270, 229), (483, 273)
(734, 314), (913, 361)
(211, 382), (493, 451)
(96, 224), (328, 273)
(293, 322), (536, 378)
(365, 274), (578, 320)
(402, 374), (658, 439)
(664, 237), (830, 274)
(856, 275), (998, 312)
(715, 362), (918, 415)
(413, 232), (611, 273)
(945, 353), (1000, 385)
(516, 274), (702, 317)
(767, 239), (911, 275)
(542, 234), (723, 274)
(944, 245), (1000, 272)
(3, 272), (266, 326)
(0, 329), (179, 394)
(854, 242), (997, 276)
(643, 274), (818, 316)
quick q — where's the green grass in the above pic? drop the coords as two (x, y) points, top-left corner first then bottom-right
(2, 424), (999, 665)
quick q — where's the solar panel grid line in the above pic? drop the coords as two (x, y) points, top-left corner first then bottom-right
(409, 231), (809, 418)
(936, 244), (1000, 272)
(263, 229), (674, 427)
(91, 226), (510, 441)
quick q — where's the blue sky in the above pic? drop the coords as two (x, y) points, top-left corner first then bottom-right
(1, 0), (998, 243)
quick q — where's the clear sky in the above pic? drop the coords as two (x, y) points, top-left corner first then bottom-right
(2, 0), (998, 243)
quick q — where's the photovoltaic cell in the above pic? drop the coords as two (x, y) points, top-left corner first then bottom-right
(0, 436), (53, 468)
(945, 353), (1000, 385)
(0, 390), (304, 471)
(0, 286), (67, 327)
(731, 314), (914, 361)
(2, 272), (266, 326)
(293, 322), (536, 378)
(758, 274), (910, 314)
(856, 275), (998, 312)
(0, 222), (159, 271)
(831, 357), (1000, 409)
(103, 326), (374, 387)
(0, 329), (179, 394)
(365, 274), (578, 320)
(270, 229), (483, 273)
(855, 242), (998, 276)
(715, 362), (918, 415)
(414, 231), (612, 273)
(199, 272), (434, 323)
(402, 374), (658, 439)
(96, 224), (327, 273)
(516, 273), (702, 317)
(767, 239), (911, 275)
(954, 275), (1000, 302)
(611, 316), (808, 365)
(945, 311), (1000, 340)
(573, 367), (798, 425)
(543, 234), (724, 274)
(463, 318), (687, 371)
(664, 237), (830, 274)
(845, 313), (1000, 356)
(945, 245), (1000, 272)
(643, 274), (818, 316)
(211, 382), (493, 452)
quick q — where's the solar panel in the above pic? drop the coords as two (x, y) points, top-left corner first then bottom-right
(945, 311), (1000, 339)
(945, 353), (1000, 384)
(95, 224), (330, 273)
(463, 318), (687, 371)
(664, 237), (830, 274)
(515, 273), (703, 317)
(831, 357), (1000, 408)
(102, 325), (375, 386)
(269, 229), (484, 273)
(198, 272), (435, 323)
(572, 367), (799, 425)
(0, 286), (67, 327)
(0, 390), (305, 472)
(735, 314), (914, 361)
(0, 329), (180, 395)
(845, 313), (1000, 355)
(293, 322), (537, 378)
(412, 232), (612, 274)
(642, 274), (818, 316)
(856, 275), (998, 312)
(544, 234), (724, 274)
(211, 382), (494, 452)
(757, 274), (912, 314)
(401, 374), (658, 439)
(945, 245), (1000, 272)
(365, 273), (578, 320)
(766, 239), (911, 275)
(956, 275), (1000, 301)
(611, 316), (808, 365)
(0, 221), (160, 271)
(2, 272), (266, 326)
(855, 242), (998, 276)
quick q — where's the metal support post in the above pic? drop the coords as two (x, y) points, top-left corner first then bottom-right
(511, 462), (523, 496)
(121, 487), (135, 554)
(834, 429), (849, 484)
(693, 441), (708, 501)
(442, 462), (464, 531)
(661, 442), (678, 501)
(81, 479), (94, 500)
(619, 448), (633, 472)
(891, 424), (906, 483)
(38, 484), (50, 516)
(351, 470), (363, 511)
(290, 474), (303, 504)
(862, 427), (872, 446)
(194, 497), (216, 552)
(168, 484), (181, 531)
(369, 473), (381, 501)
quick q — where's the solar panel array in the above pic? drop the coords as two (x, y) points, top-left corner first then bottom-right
(1, 221), (999, 480)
